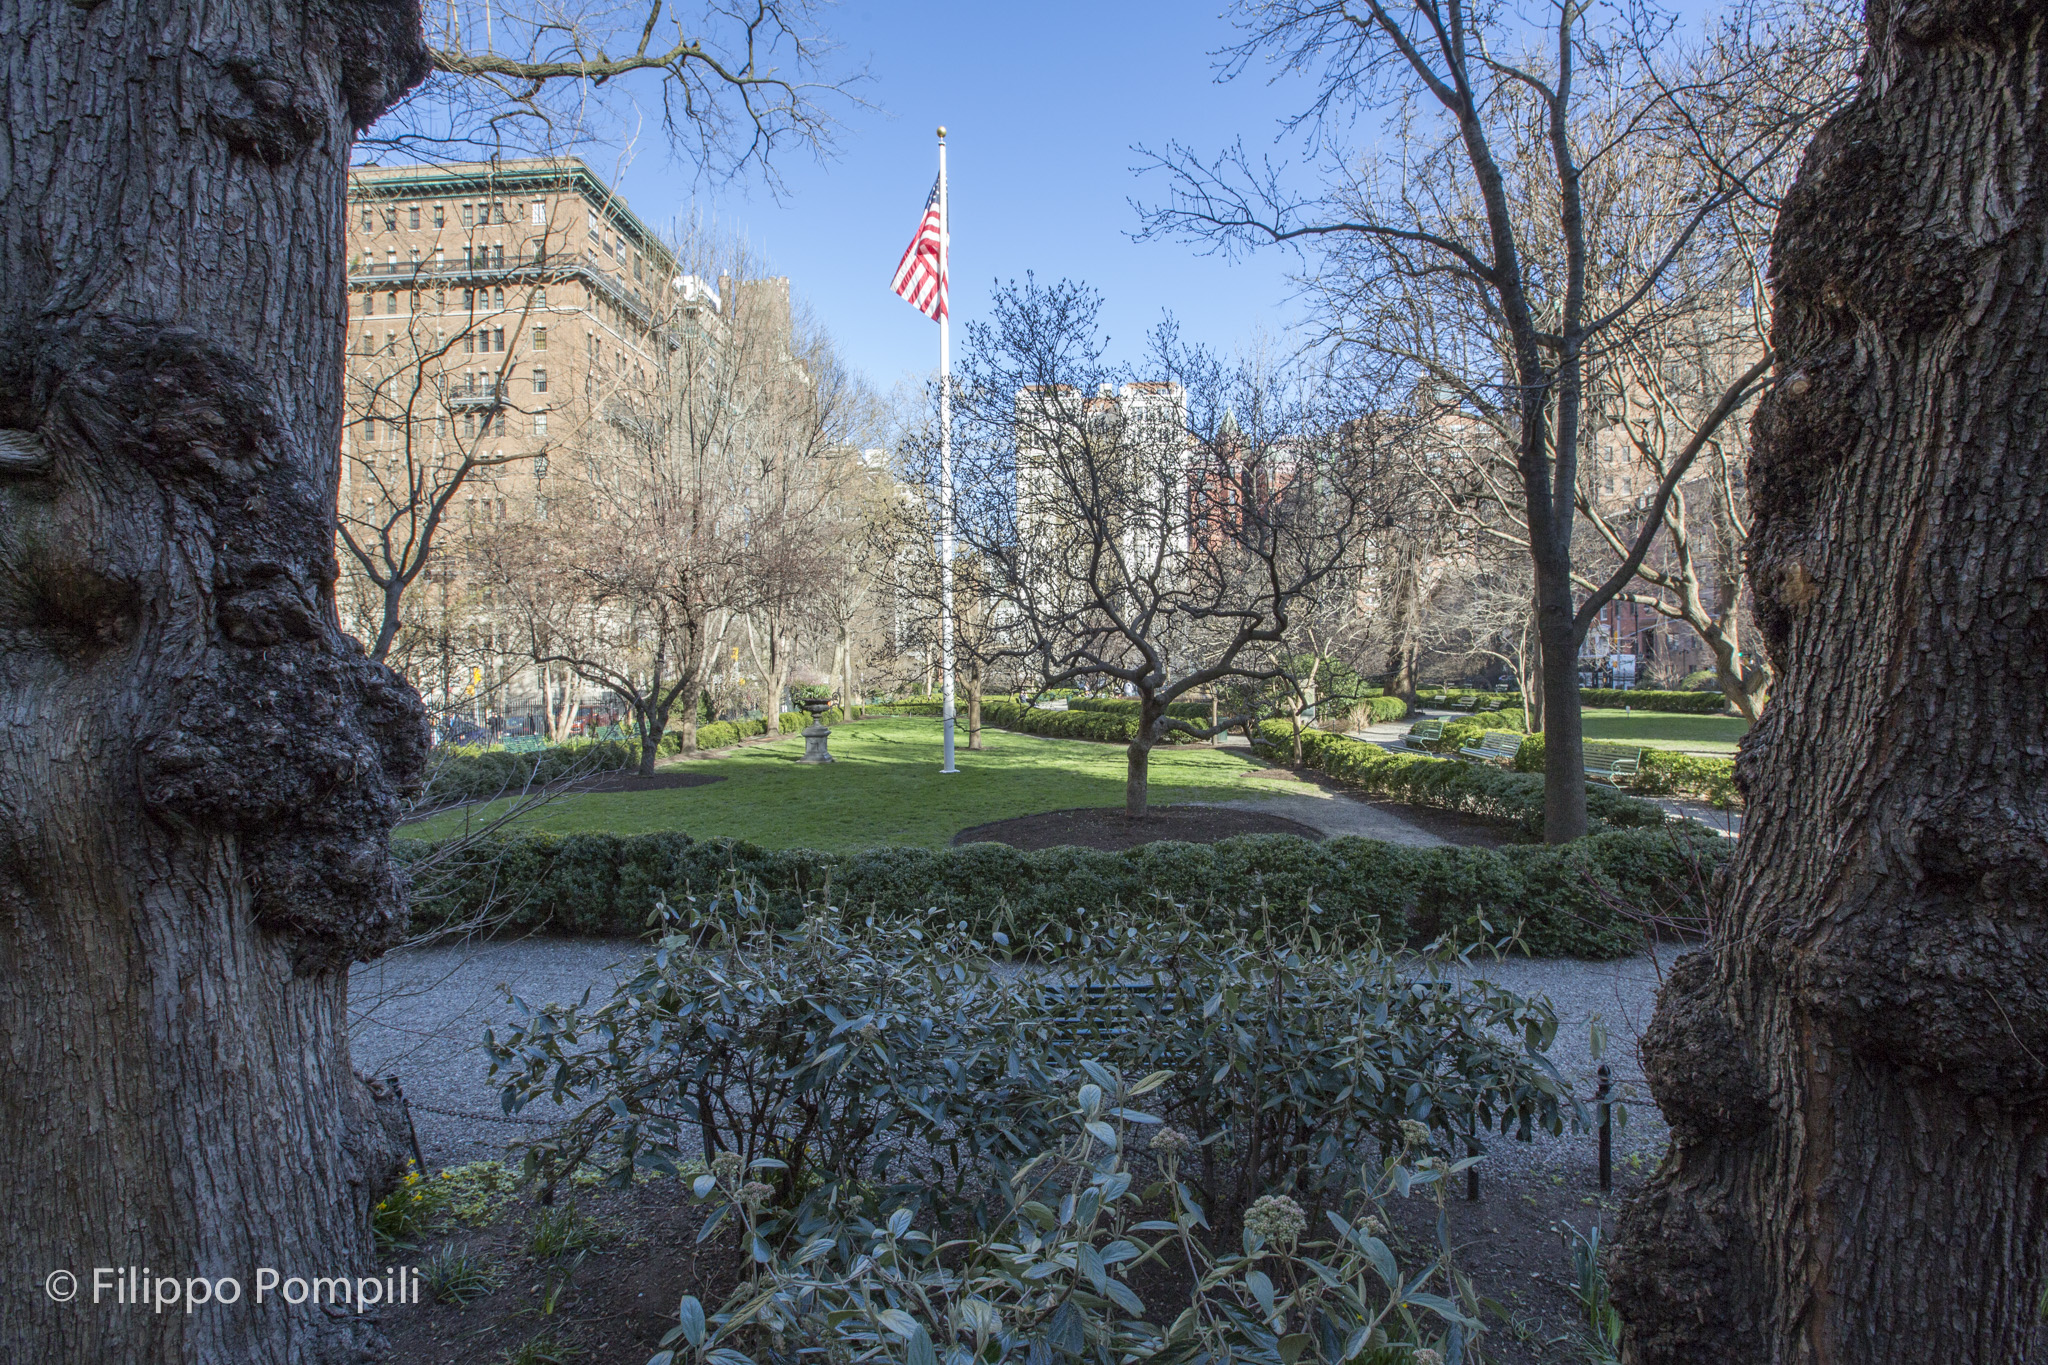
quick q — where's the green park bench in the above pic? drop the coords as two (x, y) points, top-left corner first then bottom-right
(1402, 719), (1446, 751)
(1583, 741), (1645, 786)
(1458, 730), (1524, 765)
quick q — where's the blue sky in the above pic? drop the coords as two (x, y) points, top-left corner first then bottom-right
(606, 2), (1330, 393)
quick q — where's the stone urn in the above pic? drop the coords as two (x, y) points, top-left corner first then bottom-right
(796, 697), (835, 764)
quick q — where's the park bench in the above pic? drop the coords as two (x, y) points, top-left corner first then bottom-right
(502, 736), (545, 754)
(1583, 741), (1645, 786)
(1458, 730), (1524, 765)
(1402, 719), (1446, 751)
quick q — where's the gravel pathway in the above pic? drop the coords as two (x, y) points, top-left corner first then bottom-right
(348, 937), (1682, 1182)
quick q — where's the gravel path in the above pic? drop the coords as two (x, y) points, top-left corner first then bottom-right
(349, 937), (1681, 1181)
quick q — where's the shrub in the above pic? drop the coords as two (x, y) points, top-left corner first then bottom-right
(1578, 687), (1728, 714)
(654, 1074), (1490, 1364)
(421, 740), (639, 806)
(894, 696), (1202, 745)
(1678, 668), (1723, 692)
(1511, 731), (1739, 805)
(1439, 710), (1526, 752)
(1253, 721), (1668, 842)
(396, 818), (1720, 958)
(490, 911), (1573, 1228)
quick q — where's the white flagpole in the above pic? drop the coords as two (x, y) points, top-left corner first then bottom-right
(938, 125), (958, 774)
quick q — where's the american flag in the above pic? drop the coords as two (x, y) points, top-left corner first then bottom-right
(890, 175), (947, 321)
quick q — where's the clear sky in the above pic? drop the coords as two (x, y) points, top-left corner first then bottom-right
(600, 2), (1331, 394)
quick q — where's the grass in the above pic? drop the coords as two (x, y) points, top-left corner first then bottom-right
(404, 715), (1280, 850)
(1578, 707), (1748, 754)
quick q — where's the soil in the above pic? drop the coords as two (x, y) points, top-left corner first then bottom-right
(375, 1164), (1640, 1364)
(1352, 795), (1515, 849)
(953, 804), (1326, 851)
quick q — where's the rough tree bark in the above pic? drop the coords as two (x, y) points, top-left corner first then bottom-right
(1610, 6), (2048, 1360)
(0, 3), (431, 1363)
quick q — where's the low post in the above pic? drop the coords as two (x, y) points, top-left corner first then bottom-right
(1466, 1114), (1481, 1202)
(386, 1073), (428, 1177)
(1597, 1062), (1612, 1193)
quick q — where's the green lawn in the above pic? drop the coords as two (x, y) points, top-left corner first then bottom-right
(402, 715), (1280, 851)
(1578, 707), (1749, 754)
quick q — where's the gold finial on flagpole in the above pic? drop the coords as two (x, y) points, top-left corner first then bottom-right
(937, 126), (947, 140)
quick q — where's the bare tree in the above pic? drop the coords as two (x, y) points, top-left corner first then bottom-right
(948, 279), (1394, 816)
(337, 191), (570, 665)
(368, 0), (862, 176)
(1609, 0), (2048, 1356)
(1137, 0), (1843, 840)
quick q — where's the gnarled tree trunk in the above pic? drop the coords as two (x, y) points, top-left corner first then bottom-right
(0, 3), (430, 1362)
(1610, 7), (2048, 1360)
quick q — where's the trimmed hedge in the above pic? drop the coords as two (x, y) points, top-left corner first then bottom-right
(895, 697), (1203, 745)
(1253, 721), (1670, 840)
(1069, 696), (1213, 722)
(683, 707), (846, 753)
(423, 739), (640, 804)
(1512, 731), (1739, 805)
(1578, 687), (1728, 714)
(396, 825), (1723, 959)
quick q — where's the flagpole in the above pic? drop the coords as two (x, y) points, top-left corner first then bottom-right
(937, 125), (958, 774)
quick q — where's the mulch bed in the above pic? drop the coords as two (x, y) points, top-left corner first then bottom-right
(574, 770), (726, 794)
(953, 804), (1324, 851)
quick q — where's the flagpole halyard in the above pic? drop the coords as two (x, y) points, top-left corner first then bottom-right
(936, 126), (958, 774)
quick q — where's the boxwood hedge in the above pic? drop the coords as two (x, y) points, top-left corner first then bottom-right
(1252, 721), (1670, 840)
(396, 824), (1722, 959)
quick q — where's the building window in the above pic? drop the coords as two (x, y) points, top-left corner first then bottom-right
(462, 289), (474, 310)
(385, 331), (396, 354)
(492, 244), (505, 267)
(535, 455), (549, 476)
(461, 203), (474, 227)
(587, 210), (599, 235)
(434, 247), (444, 265)
(383, 208), (397, 230)
(408, 206), (420, 229)
(493, 411), (507, 436)
(532, 328), (547, 353)
(383, 291), (395, 315)
(530, 201), (546, 224)
(533, 368), (548, 393)
(463, 330), (474, 354)
(362, 292), (373, 316)
(360, 206), (372, 231)
(409, 290), (420, 311)
(492, 286), (504, 310)
(363, 417), (376, 443)
(492, 327), (504, 351)
(435, 416), (445, 439)
(434, 204), (445, 227)
(433, 288), (445, 308)
(533, 411), (548, 437)
(462, 412), (476, 437)
(534, 288), (548, 309)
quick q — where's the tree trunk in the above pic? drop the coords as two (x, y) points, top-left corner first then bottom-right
(965, 661), (983, 750)
(0, 5), (431, 1362)
(1125, 700), (1160, 817)
(1534, 571), (1585, 841)
(1610, 11), (2048, 1361)
(1385, 553), (1422, 703)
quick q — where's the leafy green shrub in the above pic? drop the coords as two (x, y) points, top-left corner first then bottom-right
(653, 1070), (1491, 1364)
(1579, 687), (1727, 713)
(1069, 695), (1213, 722)
(895, 695), (1203, 744)
(490, 911), (1572, 1230)
(1511, 732), (1738, 805)
(422, 740), (639, 806)
(399, 817), (1719, 958)
(1439, 710), (1526, 752)
(1252, 721), (1668, 842)
(667, 708), (846, 753)
(1678, 668), (1723, 692)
